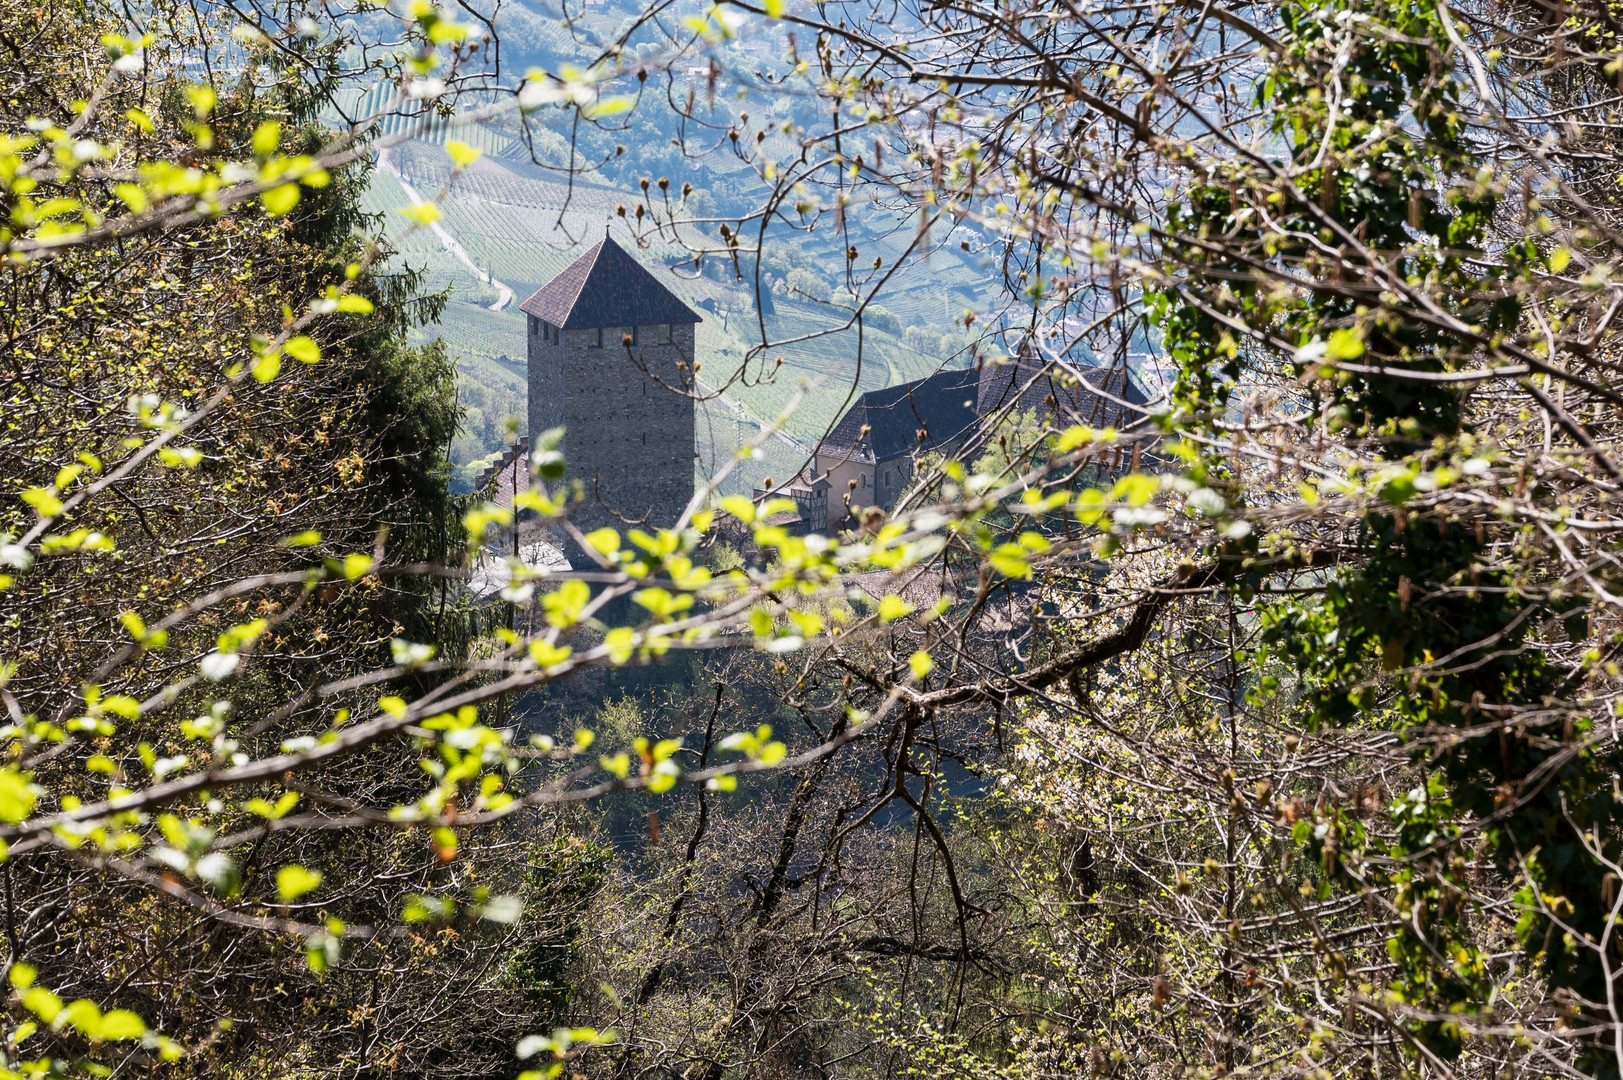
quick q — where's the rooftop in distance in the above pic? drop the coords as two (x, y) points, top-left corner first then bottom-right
(518, 235), (703, 330)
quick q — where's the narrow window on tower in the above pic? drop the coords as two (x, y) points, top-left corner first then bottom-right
(653, 322), (672, 345)
(589, 327), (602, 349)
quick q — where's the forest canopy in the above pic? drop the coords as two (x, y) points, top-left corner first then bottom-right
(3, 0), (1623, 1075)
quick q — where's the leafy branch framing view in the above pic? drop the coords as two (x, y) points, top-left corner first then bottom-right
(4, 0), (1623, 1075)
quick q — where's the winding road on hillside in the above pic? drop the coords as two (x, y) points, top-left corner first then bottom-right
(378, 149), (514, 313)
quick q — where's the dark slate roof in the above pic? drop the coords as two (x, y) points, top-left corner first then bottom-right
(822, 369), (981, 464)
(474, 437), (530, 506)
(977, 349), (1148, 426)
(518, 237), (701, 329)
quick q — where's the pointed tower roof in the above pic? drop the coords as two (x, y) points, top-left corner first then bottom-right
(519, 237), (702, 330)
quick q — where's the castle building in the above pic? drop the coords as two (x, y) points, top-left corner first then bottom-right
(760, 350), (1149, 534)
(754, 369), (979, 535)
(975, 343), (1147, 427)
(519, 237), (701, 550)
(813, 369), (981, 522)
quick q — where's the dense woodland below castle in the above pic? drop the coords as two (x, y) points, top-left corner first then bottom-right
(6, 0), (1623, 1079)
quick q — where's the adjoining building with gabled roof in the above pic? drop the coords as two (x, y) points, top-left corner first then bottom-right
(519, 236), (702, 558)
(756, 369), (980, 534)
(976, 343), (1148, 429)
(814, 369), (982, 524)
(760, 351), (1151, 535)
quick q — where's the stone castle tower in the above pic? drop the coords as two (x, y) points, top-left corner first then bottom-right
(519, 237), (701, 549)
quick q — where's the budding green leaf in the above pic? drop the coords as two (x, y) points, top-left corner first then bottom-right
(96, 1009), (146, 1040)
(261, 183), (300, 216)
(0, 770), (35, 826)
(585, 528), (621, 555)
(528, 639), (573, 667)
(1326, 327), (1364, 360)
(276, 865), (322, 902)
(251, 351), (282, 383)
(20, 488), (62, 517)
(284, 336), (320, 364)
(400, 202), (441, 225)
(446, 140), (481, 167)
(252, 121), (281, 158)
(720, 495), (756, 523)
(988, 544), (1031, 579)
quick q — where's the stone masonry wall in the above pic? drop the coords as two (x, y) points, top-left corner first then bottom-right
(527, 317), (696, 544)
(526, 314), (565, 443)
